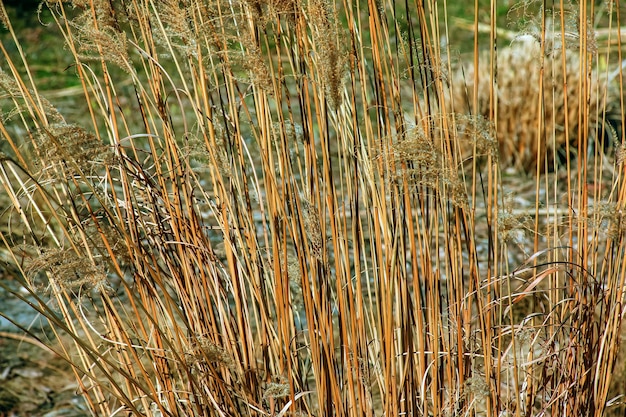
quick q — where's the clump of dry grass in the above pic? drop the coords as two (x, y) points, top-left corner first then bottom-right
(448, 32), (616, 173)
(0, 0), (625, 416)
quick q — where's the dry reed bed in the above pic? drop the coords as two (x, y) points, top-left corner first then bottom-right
(0, 0), (625, 416)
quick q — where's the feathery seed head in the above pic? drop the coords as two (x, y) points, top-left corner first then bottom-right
(34, 123), (113, 177)
(24, 247), (109, 293)
(262, 376), (290, 400)
(302, 197), (323, 260)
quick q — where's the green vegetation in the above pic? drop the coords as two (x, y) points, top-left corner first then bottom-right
(1, 0), (626, 416)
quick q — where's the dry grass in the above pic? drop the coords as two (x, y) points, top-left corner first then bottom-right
(0, 0), (626, 416)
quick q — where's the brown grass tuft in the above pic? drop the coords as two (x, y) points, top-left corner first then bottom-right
(449, 35), (611, 173)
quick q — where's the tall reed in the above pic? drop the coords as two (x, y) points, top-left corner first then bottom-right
(1, 0), (625, 416)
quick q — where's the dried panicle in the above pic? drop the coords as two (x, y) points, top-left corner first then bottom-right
(86, 222), (131, 267)
(186, 335), (237, 372)
(191, 0), (244, 56)
(71, 8), (129, 70)
(286, 253), (301, 282)
(0, 70), (64, 125)
(286, 253), (303, 308)
(273, 120), (304, 144)
(214, 139), (232, 180)
(573, 203), (626, 244)
(183, 133), (211, 164)
(289, 278), (304, 309)
(186, 124), (231, 177)
(34, 123), (112, 176)
(308, 0), (333, 38)
(262, 382), (289, 399)
(243, 0), (265, 23)
(416, 47), (450, 87)
(393, 123), (446, 188)
(63, 0), (122, 29)
(262, 376), (290, 400)
(308, 0), (346, 108)
(579, 19), (598, 55)
(584, 202), (614, 228)
(156, 0), (195, 51)
(507, 0), (541, 30)
(271, 0), (297, 23)
(393, 124), (442, 179)
(244, 0), (282, 26)
(464, 372), (490, 398)
(243, 0), (297, 26)
(270, 250), (303, 306)
(238, 31), (273, 92)
(498, 200), (530, 245)
(601, 205), (626, 239)
(0, 4), (9, 30)
(617, 143), (626, 166)
(321, 39), (347, 109)
(199, 337), (235, 369)
(541, 13), (598, 56)
(515, 326), (535, 346)
(441, 168), (469, 209)
(348, 352), (372, 390)
(455, 114), (498, 161)
(302, 197), (323, 260)
(24, 247), (109, 293)
(512, 8), (594, 54)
